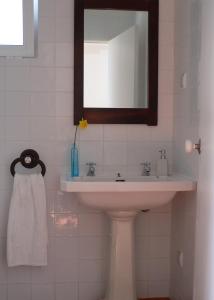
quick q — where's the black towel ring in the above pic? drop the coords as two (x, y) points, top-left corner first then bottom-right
(10, 149), (46, 177)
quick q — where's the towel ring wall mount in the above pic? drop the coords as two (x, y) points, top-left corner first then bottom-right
(10, 149), (46, 176)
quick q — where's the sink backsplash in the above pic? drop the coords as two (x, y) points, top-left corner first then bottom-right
(62, 134), (173, 178)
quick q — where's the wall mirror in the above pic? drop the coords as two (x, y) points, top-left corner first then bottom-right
(74, 0), (159, 125)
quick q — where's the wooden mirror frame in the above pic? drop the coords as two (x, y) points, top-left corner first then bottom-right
(74, 0), (159, 125)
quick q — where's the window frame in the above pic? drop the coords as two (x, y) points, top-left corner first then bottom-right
(0, 0), (38, 57)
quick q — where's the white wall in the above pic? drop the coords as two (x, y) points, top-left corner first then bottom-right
(0, 0), (175, 299)
(108, 26), (136, 108)
(135, 12), (148, 107)
(170, 0), (200, 299)
(193, 0), (214, 299)
(84, 43), (109, 108)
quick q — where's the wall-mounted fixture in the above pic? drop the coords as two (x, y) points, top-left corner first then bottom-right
(185, 139), (201, 155)
(74, 0), (159, 125)
(10, 149), (46, 176)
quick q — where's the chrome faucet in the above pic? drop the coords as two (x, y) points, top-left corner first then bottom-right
(86, 162), (96, 176)
(141, 162), (151, 176)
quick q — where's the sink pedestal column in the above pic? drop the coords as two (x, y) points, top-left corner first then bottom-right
(105, 210), (139, 300)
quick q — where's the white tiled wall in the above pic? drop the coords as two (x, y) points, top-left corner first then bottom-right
(170, 0), (199, 299)
(0, 0), (174, 299)
(136, 204), (172, 298)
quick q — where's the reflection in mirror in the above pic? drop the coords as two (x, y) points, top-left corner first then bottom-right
(84, 10), (148, 109)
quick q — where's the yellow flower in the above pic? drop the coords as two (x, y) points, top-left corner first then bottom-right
(79, 118), (88, 129)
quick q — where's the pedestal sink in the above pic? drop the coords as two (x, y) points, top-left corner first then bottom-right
(61, 174), (196, 300)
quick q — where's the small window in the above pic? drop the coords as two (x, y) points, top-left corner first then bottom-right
(0, 0), (38, 57)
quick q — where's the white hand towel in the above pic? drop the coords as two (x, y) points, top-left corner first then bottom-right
(7, 173), (48, 267)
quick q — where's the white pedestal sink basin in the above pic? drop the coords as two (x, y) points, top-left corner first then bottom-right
(61, 174), (196, 300)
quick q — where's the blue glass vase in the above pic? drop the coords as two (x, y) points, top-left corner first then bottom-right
(71, 143), (79, 177)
